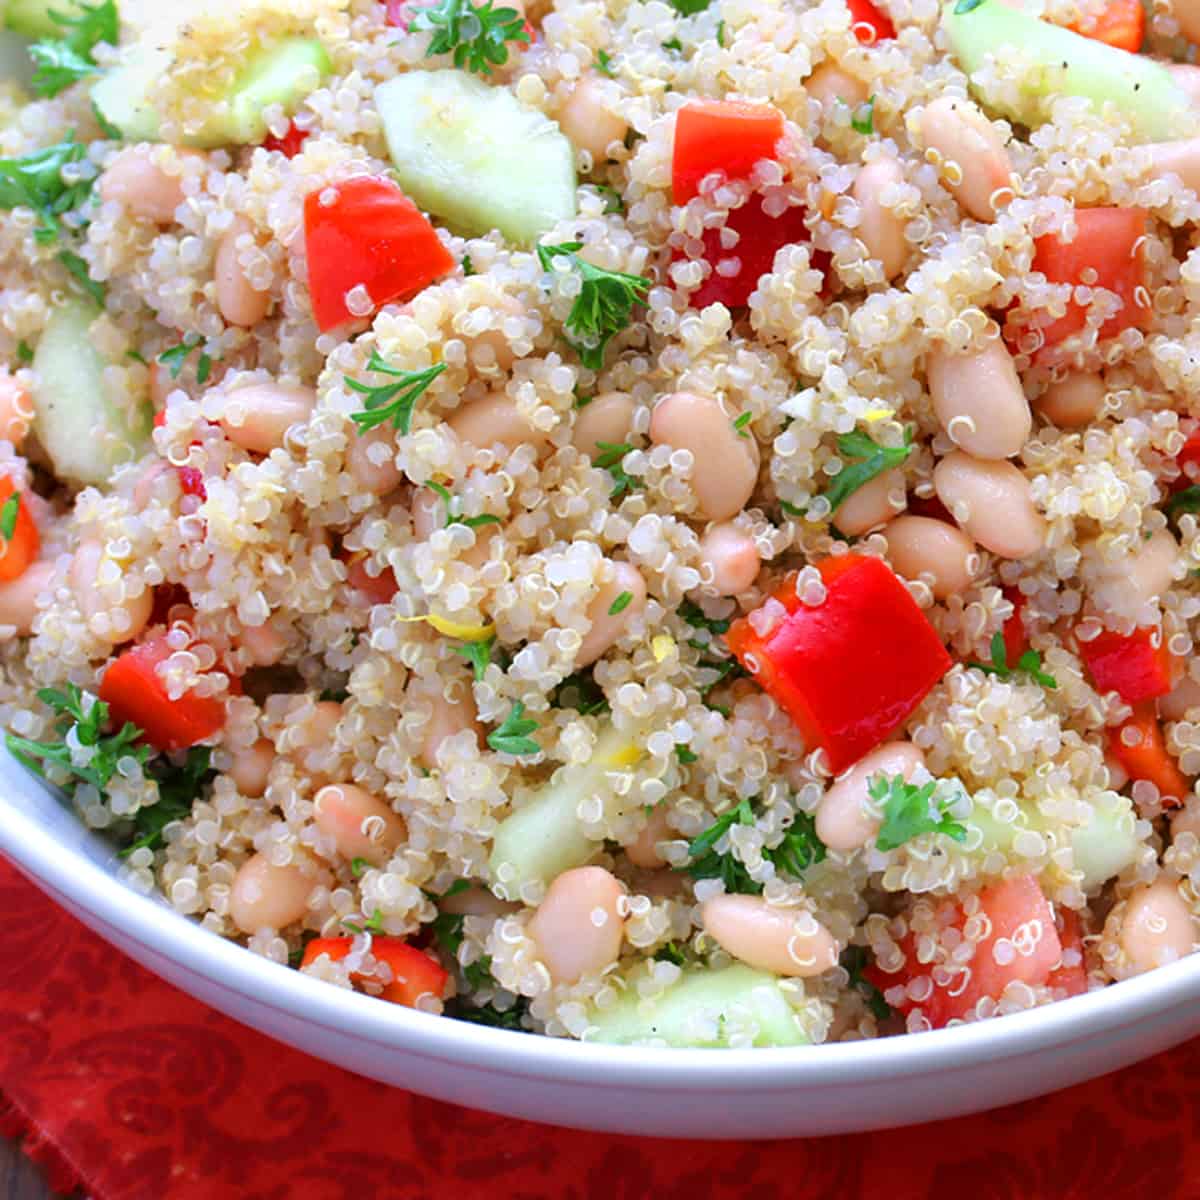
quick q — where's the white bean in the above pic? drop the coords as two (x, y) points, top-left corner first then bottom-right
(816, 741), (926, 852)
(215, 216), (271, 328)
(700, 894), (838, 977)
(933, 451), (1047, 559)
(625, 805), (674, 869)
(99, 146), (196, 224)
(448, 392), (546, 453)
(240, 621), (288, 667)
(853, 157), (909, 281)
(882, 515), (977, 599)
(70, 537), (153, 645)
(697, 522), (760, 597)
(346, 427), (402, 495)
(410, 676), (481, 770)
(927, 338), (1031, 460)
(575, 560), (647, 668)
(527, 866), (626, 984)
(229, 738), (274, 798)
(1171, 799), (1200, 844)
(219, 383), (315, 453)
(649, 391), (759, 522)
(805, 61), (869, 109)
(1036, 372), (1106, 428)
(0, 559), (53, 636)
(558, 76), (628, 163)
(0, 371), (33, 448)
(572, 391), (634, 457)
(229, 853), (317, 933)
(834, 466), (906, 536)
(920, 96), (1012, 222)
(313, 783), (406, 865)
(1119, 878), (1195, 974)
(288, 700), (343, 778)
(1144, 138), (1200, 192)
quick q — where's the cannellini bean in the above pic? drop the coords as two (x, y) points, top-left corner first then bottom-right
(288, 700), (343, 777)
(0, 559), (53, 636)
(1119, 878), (1195, 974)
(1145, 138), (1200, 192)
(1092, 528), (1178, 620)
(927, 339), (1031, 460)
(240, 621), (288, 667)
(412, 486), (495, 568)
(625, 805), (673, 869)
(1161, 672), (1200, 723)
(346, 427), (402, 495)
(412, 677), (481, 770)
(219, 383), (316, 453)
(697, 522), (760, 596)
(882, 515), (977, 599)
(313, 783), (407, 865)
(440, 885), (520, 917)
(700, 894), (838, 978)
(215, 216), (271, 328)
(0, 371), (33, 447)
(228, 738), (274, 798)
(853, 157), (908, 280)
(572, 390), (634, 457)
(1171, 799), (1200, 843)
(558, 76), (628, 162)
(648, 391), (759, 522)
(448, 392), (546, 453)
(919, 96), (1012, 222)
(575, 560), (647, 668)
(805, 61), (869, 109)
(70, 537), (153, 644)
(933, 451), (1047, 559)
(1035, 372), (1106, 428)
(834, 467), (906, 536)
(229, 852), (317, 933)
(817, 741), (926, 852)
(99, 146), (196, 224)
(527, 866), (626, 984)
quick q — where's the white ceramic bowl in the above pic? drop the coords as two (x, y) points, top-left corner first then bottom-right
(3, 753), (1199, 1140)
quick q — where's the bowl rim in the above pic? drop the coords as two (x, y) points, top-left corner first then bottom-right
(3, 758), (1198, 1090)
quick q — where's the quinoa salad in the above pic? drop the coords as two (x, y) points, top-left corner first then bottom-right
(2, 0), (1200, 1048)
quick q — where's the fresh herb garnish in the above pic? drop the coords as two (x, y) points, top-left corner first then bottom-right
(552, 669), (610, 716)
(766, 811), (826, 876)
(968, 630), (1057, 689)
(678, 599), (730, 638)
(732, 411), (752, 438)
(654, 941), (686, 966)
(15, 340), (33, 365)
(122, 747), (214, 857)
(463, 954), (495, 990)
(593, 183), (624, 214)
(423, 478), (501, 528)
(487, 701), (540, 756)
(0, 493), (20, 541)
(411, 0), (531, 77)
(346, 352), (447, 434)
(91, 98), (121, 140)
(851, 96), (876, 135)
(341, 908), (386, 935)
(668, 0), (711, 11)
(452, 635), (495, 681)
(954, 0), (986, 12)
(350, 857), (370, 878)
(431, 910), (466, 954)
(841, 945), (891, 1021)
(445, 995), (528, 1030)
(58, 248), (104, 306)
(716, 18), (726, 45)
(870, 773), (968, 852)
(661, 36), (683, 51)
(595, 49), (615, 76)
(0, 136), (94, 244)
(822, 428), (913, 513)
(696, 654), (745, 694)
(1165, 485), (1200, 524)
(592, 440), (642, 499)
(124, 348), (147, 365)
(461, 253), (475, 276)
(158, 334), (214, 383)
(674, 744), (697, 764)
(682, 797), (760, 892)
(608, 590), (633, 616)
(30, 0), (118, 97)
(536, 241), (651, 370)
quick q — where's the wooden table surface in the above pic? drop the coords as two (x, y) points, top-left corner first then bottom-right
(0, 1137), (54, 1200)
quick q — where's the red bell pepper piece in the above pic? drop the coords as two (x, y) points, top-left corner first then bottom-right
(300, 936), (449, 1007)
(0, 477), (38, 584)
(671, 100), (785, 204)
(1000, 586), (1028, 665)
(1023, 208), (1149, 353)
(1045, 908), (1089, 998)
(1065, 0), (1143, 51)
(846, 0), (895, 43)
(262, 121), (310, 158)
(1077, 625), (1175, 705)
(304, 177), (454, 332)
(1107, 704), (1190, 807)
(98, 635), (227, 751)
(1173, 427), (1200, 491)
(864, 875), (1064, 1029)
(726, 555), (952, 772)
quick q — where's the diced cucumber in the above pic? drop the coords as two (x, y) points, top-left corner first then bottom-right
(376, 69), (576, 246)
(586, 965), (808, 1048)
(0, 28), (32, 89)
(489, 723), (643, 897)
(942, 0), (1195, 143)
(92, 37), (330, 148)
(6, 0), (86, 38)
(1070, 791), (1140, 893)
(33, 298), (152, 487)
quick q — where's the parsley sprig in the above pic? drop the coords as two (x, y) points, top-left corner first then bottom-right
(486, 701), (540, 756)
(0, 493), (20, 541)
(968, 630), (1057, 689)
(870, 773), (968, 852)
(424, 479), (502, 529)
(158, 334), (215, 385)
(1165, 485), (1200, 526)
(346, 352), (446, 434)
(537, 242), (650, 370)
(593, 440), (643, 499)
(841, 945), (891, 1021)
(30, 0), (118, 97)
(445, 995), (529, 1030)
(122, 747), (213, 857)
(341, 908), (386, 935)
(411, 0), (530, 77)
(452, 635), (495, 681)
(850, 96), (876, 135)
(58, 248), (103, 305)
(552, 669), (609, 717)
(0, 135), (95, 245)
(822, 428), (913, 513)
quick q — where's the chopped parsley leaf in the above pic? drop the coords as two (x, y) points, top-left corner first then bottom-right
(968, 630), (1057, 689)
(593, 439), (642, 499)
(608, 589), (633, 616)
(870, 773), (968, 852)
(341, 908), (386, 935)
(15, 340), (33, 365)
(552, 669), (610, 717)
(682, 797), (760, 892)
(661, 36), (683, 51)
(596, 49), (615, 76)
(487, 701), (540, 756)
(346, 352), (446, 434)
(58, 249), (104, 306)
(732, 411), (752, 438)
(593, 183), (624, 214)
(764, 811), (826, 876)
(431, 910), (466, 955)
(350, 857), (370, 878)
(822, 427), (913, 514)
(678, 598), (730, 638)
(158, 334), (215, 383)
(841, 945), (891, 1021)
(452, 634), (495, 681)
(0, 493), (19, 541)
(851, 96), (876, 135)
(461, 253), (475, 276)
(445, 995), (528, 1030)
(410, 0), (531, 77)
(654, 941), (686, 966)
(674, 744), (697, 764)
(121, 747), (214, 857)
(716, 18), (726, 45)
(954, 0), (986, 12)
(30, 0), (118, 97)
(1165, 485), (1200, 525)
(0, 136), (94, 244)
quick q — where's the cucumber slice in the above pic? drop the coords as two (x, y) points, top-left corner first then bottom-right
(942, 0), (1195, 143)
(376, 69), (576, 246)
(586, 965), (808, 1048)
(92, 37), (330, 147)
(0, 28), (32, 89)
(1070, 791), (1141, 893)
(33, 298), (152, 487)
(6, 0), (85, 38)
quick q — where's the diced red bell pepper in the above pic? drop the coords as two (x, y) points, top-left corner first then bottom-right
(0, 477), (38, 584)
(1065, 0), (1143, 52)
(344, 549), (399, 606)
(304, 177), (454, 332)
(98, 635), (227, 751)
(726, 555), (952, 772)
(864, 875), (1064, 1029)
(846, 0), (895, 43)
(1000, 586), (1028, 665)
(262, 121), (310, 159)
(1108, 704), (1191, 807)
(383, 0), (408, 25)
(1077, 625), (1175, 705)
(1023, 208), (1149, 353)
(177, 466), (207, 500)
(1045, 907), (1089, 998)
(672, 100), (785, 204)
(300, 936), (449, 1007)
(1173, 427), (1200, 491)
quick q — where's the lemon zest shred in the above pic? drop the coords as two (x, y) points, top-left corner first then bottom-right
(863, 407), (894, 422)
(398, 614), (496, 642)
(651, 634), (675, 662)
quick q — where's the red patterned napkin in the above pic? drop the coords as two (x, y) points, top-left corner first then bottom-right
(0, 852), (1193, 1200)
